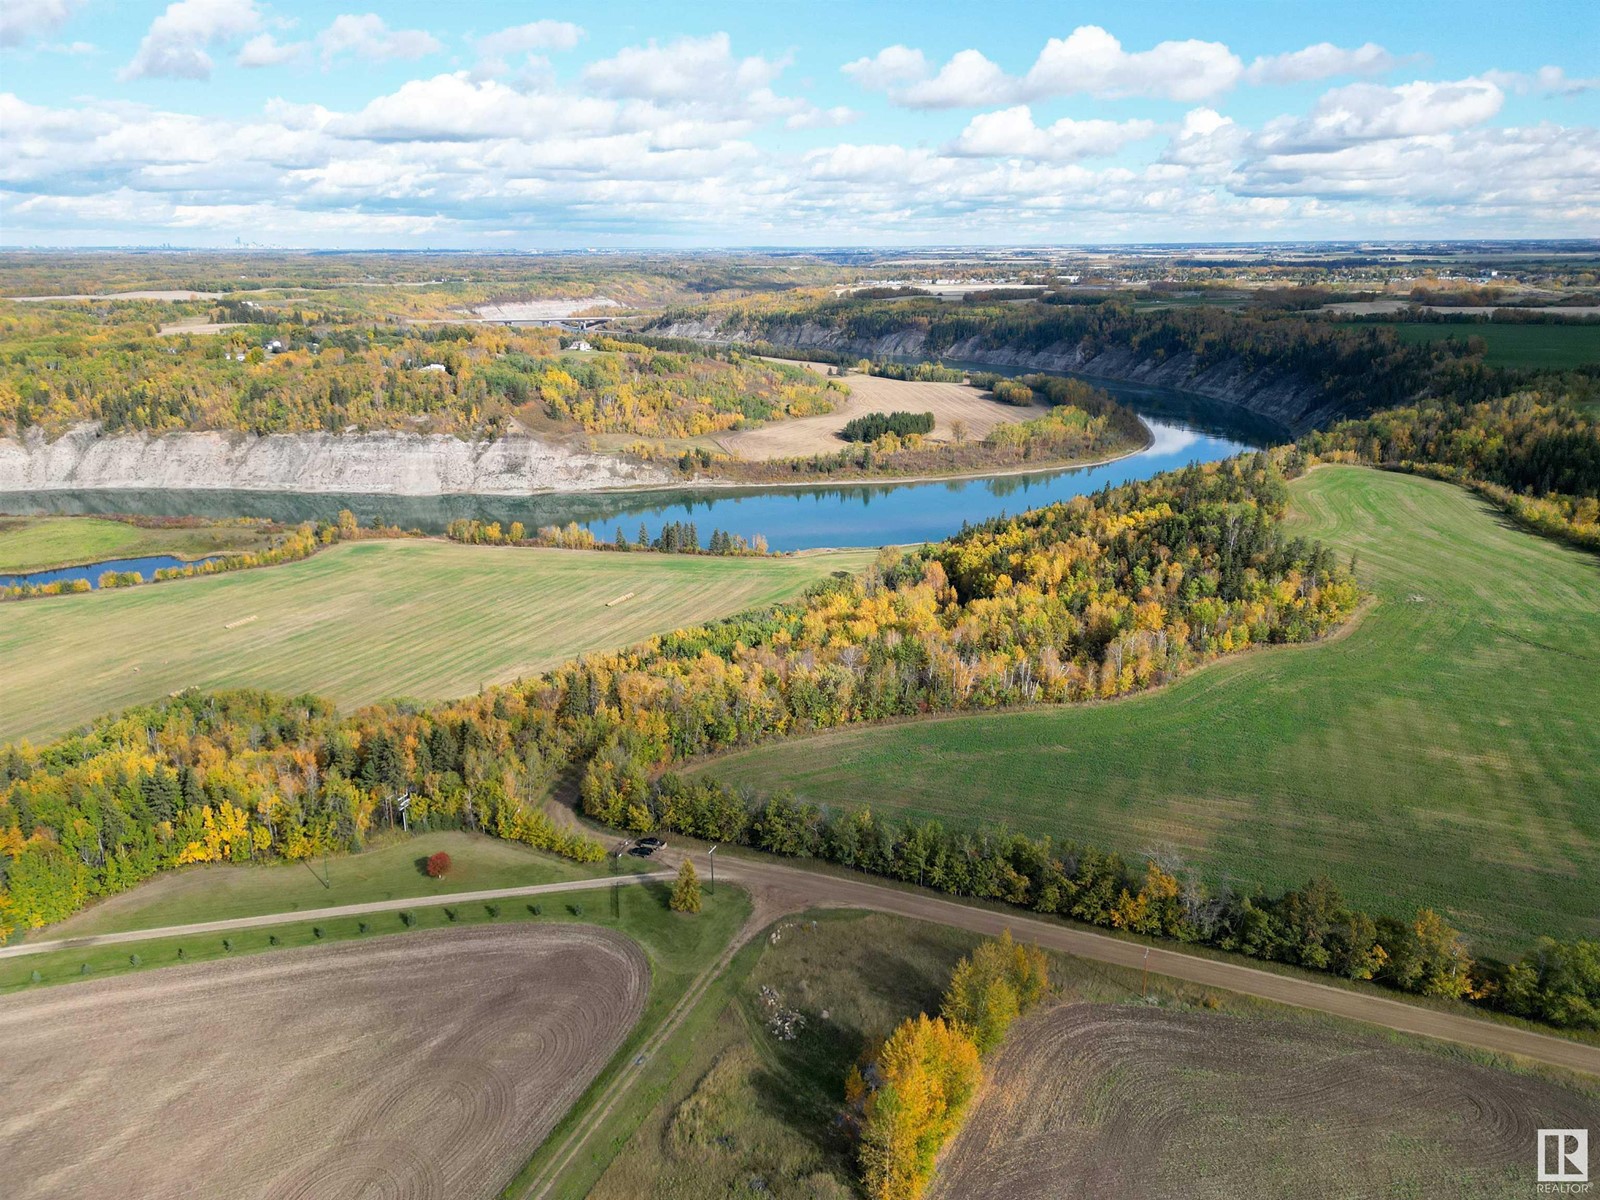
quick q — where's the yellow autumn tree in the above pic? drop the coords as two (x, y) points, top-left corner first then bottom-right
(858, 1014), (981, 1200)
(940, 931), (1051, 1054)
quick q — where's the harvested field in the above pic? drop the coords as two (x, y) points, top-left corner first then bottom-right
(0, 539), (874, 744)
(0, 925), (649, 1200)
(930, 1003), (1600, 1200)
(717, 368), (1040, 460)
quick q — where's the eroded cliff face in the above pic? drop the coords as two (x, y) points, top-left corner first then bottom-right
(656, 319), (1336, 432)
(0, 425), (673, 496)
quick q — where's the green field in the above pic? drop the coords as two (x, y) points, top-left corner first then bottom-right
(1361, 321), (1600, 370)
(0, 515), (274, 573)
(699, 469), (1600, 954)
(0, 540), (874, 744)
(36, 830), (621, 941)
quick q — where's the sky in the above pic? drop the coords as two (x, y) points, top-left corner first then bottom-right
(2, 0), (1597, 248)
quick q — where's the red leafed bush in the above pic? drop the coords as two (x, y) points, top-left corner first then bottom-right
(425, 851), (452, 878)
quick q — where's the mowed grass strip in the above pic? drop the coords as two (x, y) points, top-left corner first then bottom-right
(36, 830), (624, 940)
(698, 468), (1600, 954)
(0, 540), (875, 744)
(0, 515), (273, 573)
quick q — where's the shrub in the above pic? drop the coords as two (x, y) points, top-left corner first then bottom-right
(425, 851), (452, 878)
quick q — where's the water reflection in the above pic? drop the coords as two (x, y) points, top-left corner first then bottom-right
(0, 376), (1274, 552)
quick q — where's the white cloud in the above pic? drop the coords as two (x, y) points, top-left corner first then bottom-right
(474, 20), (583, 58)
(1023, 26), (1242, 102)
(898, 50), (1011, 108)
(1246, 42), (1401, 86)
(949, 106), (1157, 161)
(5, 24), (1597, 246)
(584, 33), (785, 104)
(786, 105), (857, 130)
(0, 0), (85, 48)
(317, 14), (441, 68)
(1161, 107), (1247, 170)
(841, 45), (928, 89)
(119, 0), (262, 81)
(236, 32), (304, 68)
(1257, 77), (1504, 150)
(1483, 65), (1600, 97)
(846, 26), (1243, 108)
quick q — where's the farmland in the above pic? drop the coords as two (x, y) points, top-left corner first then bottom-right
(697, 468), (1600, 954)
(0, 515), (275, 573)
(589, 910), (1600, 1199)
(931, 1002), (1600, 1200)
(1361, 320), (1600, 370)
(0, 539), (875, 743)
(0, 925), (649, 1200)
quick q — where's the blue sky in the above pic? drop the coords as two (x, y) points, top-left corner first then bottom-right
(2, 0), (1596, 246)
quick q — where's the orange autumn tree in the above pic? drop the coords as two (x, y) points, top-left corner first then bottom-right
(858, 1014), (981, 1200)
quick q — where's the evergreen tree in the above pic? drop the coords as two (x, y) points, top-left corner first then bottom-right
(670, 858), (702, 913)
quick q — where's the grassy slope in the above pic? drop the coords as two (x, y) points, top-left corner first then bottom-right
(1377, 321), (1600, 370)
(0, 540), (875, 744)
(0, 516), (273, 573)
(698, 469), (1600, 954)
(36, 830), (624, 940)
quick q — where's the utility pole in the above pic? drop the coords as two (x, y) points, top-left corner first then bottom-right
(708, 845), (717, 896)
(1141, 947), (1151, 998)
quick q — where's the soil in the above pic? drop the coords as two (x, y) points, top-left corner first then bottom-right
(0, 925), (648, 1200)
(929, 1002), (1600, 1199)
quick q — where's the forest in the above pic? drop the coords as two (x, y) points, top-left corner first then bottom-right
(3, 421), (1598, 1027)
(0, 306), (839, 441)
(654, 292), (1458, 416)
(1, 453), (1354, 934)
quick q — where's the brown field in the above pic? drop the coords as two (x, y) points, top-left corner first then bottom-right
(0, 925), (648, 1200)
(930, 1003), (1600, 1200)
(717, 366), (1041, 460)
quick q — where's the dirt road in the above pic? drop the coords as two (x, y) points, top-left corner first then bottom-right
(712, 856), (1600, 1077)
(7, 856), (1596, 1077)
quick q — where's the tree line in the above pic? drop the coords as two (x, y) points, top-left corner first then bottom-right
(840, 411), (935, 442)
(654, 293), (1456, 417)
(444, 518), (768, 556)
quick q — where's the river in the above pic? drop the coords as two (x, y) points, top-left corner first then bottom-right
(0, 375), (1275, 553)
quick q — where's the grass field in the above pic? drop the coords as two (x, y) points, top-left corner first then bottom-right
(36, 830), (621, 941)
(588, 911), (1600, 1199)
(0, 515), (274, 573)
(1352, 320), (1600, 370)
(0, 539), (875, 744)
(698, 468), (1600, 954)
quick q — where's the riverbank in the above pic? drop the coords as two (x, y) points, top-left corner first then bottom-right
(652, 318), (1335, 432)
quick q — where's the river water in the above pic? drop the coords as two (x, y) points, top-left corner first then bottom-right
(0, 375), (1277, 554)
(0, 554), (227, 590)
